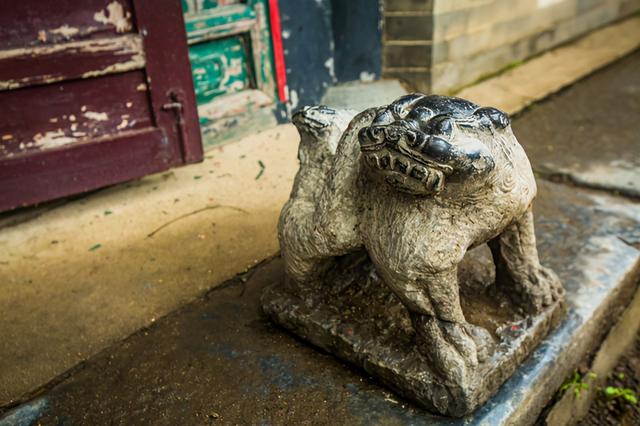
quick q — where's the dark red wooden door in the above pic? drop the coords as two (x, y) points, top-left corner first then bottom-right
(0, 0), (203, 212)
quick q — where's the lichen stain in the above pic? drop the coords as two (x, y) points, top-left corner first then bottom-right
(94, 1), (132, 33)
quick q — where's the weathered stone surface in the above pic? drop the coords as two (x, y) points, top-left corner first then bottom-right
(269, 94), (564, 416)
(262, 251), (565, 416)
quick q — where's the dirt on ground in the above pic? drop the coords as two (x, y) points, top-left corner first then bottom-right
(579, 335), (640, 426)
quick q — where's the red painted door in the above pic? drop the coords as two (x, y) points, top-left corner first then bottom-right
(0, 0), (203, 212)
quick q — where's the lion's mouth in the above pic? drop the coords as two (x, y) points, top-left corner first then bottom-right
(359, 125), (454, 195)
(362, 148), (445, 194)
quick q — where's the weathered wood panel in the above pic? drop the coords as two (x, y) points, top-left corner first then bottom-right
(0, 0), (135, 49)
(0, 0), (203, 211)
(0, 71), (152, 158)
(0, 35), (145, 91)
(184, 4), (255, 44)
(134, 0), (203, 164)
(0, 128), (169, 212)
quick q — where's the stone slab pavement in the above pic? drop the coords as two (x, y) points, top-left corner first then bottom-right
(2, 49), (640, 425)
(2, 180), (638, 426)
(513, 49), (640, 198)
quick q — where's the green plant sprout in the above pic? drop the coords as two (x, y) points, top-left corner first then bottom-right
(604, 386), (638, 405)
(560, 371), (597, 399)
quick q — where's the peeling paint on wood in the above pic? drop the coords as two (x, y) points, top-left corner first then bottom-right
(0, 0), (203, 212)
(197, 89), (272, 123)
(0, 0), (135, 49)
(93, 1), (133, 33)
(0, 34), (145, 91)
(0, 71), (151, 156)
(183, 0), (278, 117)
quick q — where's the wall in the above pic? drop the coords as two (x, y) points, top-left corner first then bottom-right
(382, 0), (640, 94)
(382, 0), (435, 94)
(278, 0), (383, 111)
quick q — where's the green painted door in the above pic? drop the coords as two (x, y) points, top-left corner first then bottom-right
(182, 0), (277, 131)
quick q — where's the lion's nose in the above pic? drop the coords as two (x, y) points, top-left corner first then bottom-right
(384, 127), (402, 142)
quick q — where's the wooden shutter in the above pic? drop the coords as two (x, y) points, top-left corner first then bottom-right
(0, 0), (203, 212)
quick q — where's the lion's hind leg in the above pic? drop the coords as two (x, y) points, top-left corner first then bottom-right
(488, 206), (563, 315)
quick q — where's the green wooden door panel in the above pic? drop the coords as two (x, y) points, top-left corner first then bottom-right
(182, 0), (242, 15)
(182, 0), (277, 129)
(188, 36), (250, 105)
(184, 4), (255, 44)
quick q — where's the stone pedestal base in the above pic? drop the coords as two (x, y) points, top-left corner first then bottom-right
(261, 252), (564, 417)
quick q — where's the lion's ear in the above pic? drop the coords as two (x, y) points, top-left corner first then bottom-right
(473, 107), (510, 130)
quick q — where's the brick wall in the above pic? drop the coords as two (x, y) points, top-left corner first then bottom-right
(382, 0), (435, 93)
(383, 0), (640, 94)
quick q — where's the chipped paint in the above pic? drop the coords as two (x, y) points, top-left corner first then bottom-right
(324, 57), (335, 81)
(289, 89), (299, 110)
(0, 35), (145, 91)
(93, 1), (132, 33)
(359, 71), (375, 82)
(126, 102), (133, 108)
(1, 134), (13, 141)
(197, 89), (271, 121)
(83, 111), (109, 121)
(116, 119), (129, 130)
(136, 83), (147, 91)
(49, 24), (80, 39)
(32, 129), (78, 150)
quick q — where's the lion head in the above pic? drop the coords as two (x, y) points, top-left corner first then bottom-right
(358, 94), (509, 196)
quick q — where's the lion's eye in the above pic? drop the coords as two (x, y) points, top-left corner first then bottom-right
(426, 116), (453, 136)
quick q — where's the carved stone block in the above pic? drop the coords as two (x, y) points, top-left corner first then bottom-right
(261, 94), (565, 416)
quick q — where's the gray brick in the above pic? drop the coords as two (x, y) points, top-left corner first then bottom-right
(433, 9), (469, 40)
(385, 15), (433, 40)
(431, 42), (449, 64)
(383, 44), (432, 67)
(385, 0), (434, 13)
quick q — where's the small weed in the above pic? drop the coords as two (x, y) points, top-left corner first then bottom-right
(604, 386), (638, 405)
(560, 371), (597, 399)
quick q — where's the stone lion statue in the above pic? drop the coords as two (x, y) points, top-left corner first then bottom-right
(278, 93), (563, 387)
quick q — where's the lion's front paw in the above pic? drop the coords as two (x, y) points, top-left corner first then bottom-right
(513, 265), (563, 315)
(411, 315), (487, 386)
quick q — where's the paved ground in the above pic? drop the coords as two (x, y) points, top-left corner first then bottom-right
(1, 47), (639, 425)
(0, 19), (635, 408)
(513, 49), (640, 198)
(0, 124), (301, 407)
